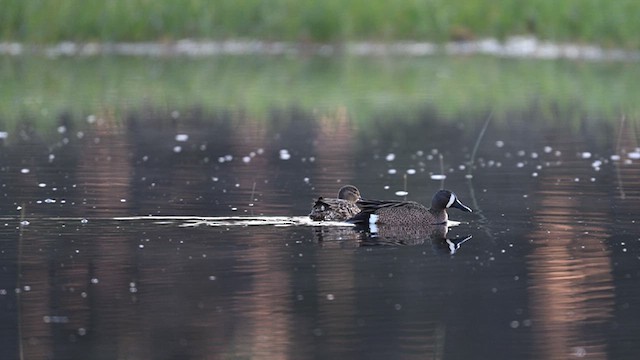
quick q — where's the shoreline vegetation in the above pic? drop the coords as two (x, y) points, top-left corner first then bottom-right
(1, 0), (639, 49)
(1, 55), (639, 131)
(1, 1), (639, 129)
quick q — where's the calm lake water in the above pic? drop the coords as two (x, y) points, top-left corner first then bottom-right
(1, 55), (640, 359)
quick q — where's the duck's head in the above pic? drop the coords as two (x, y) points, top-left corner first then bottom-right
(338, 185), (361, 202)
(432, 190), (472, 212)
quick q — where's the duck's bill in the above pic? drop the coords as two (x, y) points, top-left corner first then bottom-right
(452, 199), (473, 212)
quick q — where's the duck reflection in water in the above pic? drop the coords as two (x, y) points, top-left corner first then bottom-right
(360, 223), (472, 254)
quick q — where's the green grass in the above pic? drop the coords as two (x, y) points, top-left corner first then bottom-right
(1, 0), (640, 48)
(1, 55), (639, 134)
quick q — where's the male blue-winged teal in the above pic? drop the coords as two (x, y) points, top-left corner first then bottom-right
(309, 185), (361, 221)
(348, 189), (472, 226)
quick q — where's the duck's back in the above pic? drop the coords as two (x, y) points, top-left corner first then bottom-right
(352, 200), (436, 225)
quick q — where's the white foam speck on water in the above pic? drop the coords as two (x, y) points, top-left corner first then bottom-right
(383, 185), (390, 190)
(388, 169), (397, 174)
(395, 191), (409, 196)
(628, 151), (640, 159)
(43, 315), (69, 324)
(406, 169), (416, 175)
(173, 146), (182, 153)
(0, 131), (8, 139)
(544, 146), (553, 153)
(580, 152), (592, 159)
(279, 149), (291, 160)
(38, 183), (46, 188)
(175, 134), (189, 142)
(495, 140), (504, 148)
(242, 156), (251, 163)
(430, 174), (447, 180)
(20, 168), (30, 174)
(610, 155), (621, 161)
(385, 153), (396, 161)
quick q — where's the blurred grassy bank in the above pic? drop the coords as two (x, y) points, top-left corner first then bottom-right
(1, 55), (638, 132)
(1, 0), (639, 48)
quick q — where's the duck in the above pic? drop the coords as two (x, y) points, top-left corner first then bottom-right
(309, 185), (362, 221)
(348, 189), (472, 227)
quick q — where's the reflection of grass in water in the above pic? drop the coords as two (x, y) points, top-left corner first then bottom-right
(1, 55), (639, 131)
(2, 0), (640, 47)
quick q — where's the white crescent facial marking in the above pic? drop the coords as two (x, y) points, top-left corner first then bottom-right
(446, 193), (456, 208)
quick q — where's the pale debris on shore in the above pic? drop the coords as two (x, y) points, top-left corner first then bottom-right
(1, 36), (639, 61)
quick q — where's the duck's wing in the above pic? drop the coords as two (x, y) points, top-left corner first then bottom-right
(312, 197), (343, 208)
(347, 199), (409, 224)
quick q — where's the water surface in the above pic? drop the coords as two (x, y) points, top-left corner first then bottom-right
(1, 55), (639, 359)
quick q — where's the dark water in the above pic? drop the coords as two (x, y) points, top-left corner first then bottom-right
(1, 105), (639, 359)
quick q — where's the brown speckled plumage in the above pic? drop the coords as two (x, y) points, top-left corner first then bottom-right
(309, 185), (361, 221)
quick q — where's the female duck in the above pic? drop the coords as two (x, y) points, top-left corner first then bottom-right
(309, 185), (361, 221)
(348, 189), (472, 226)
